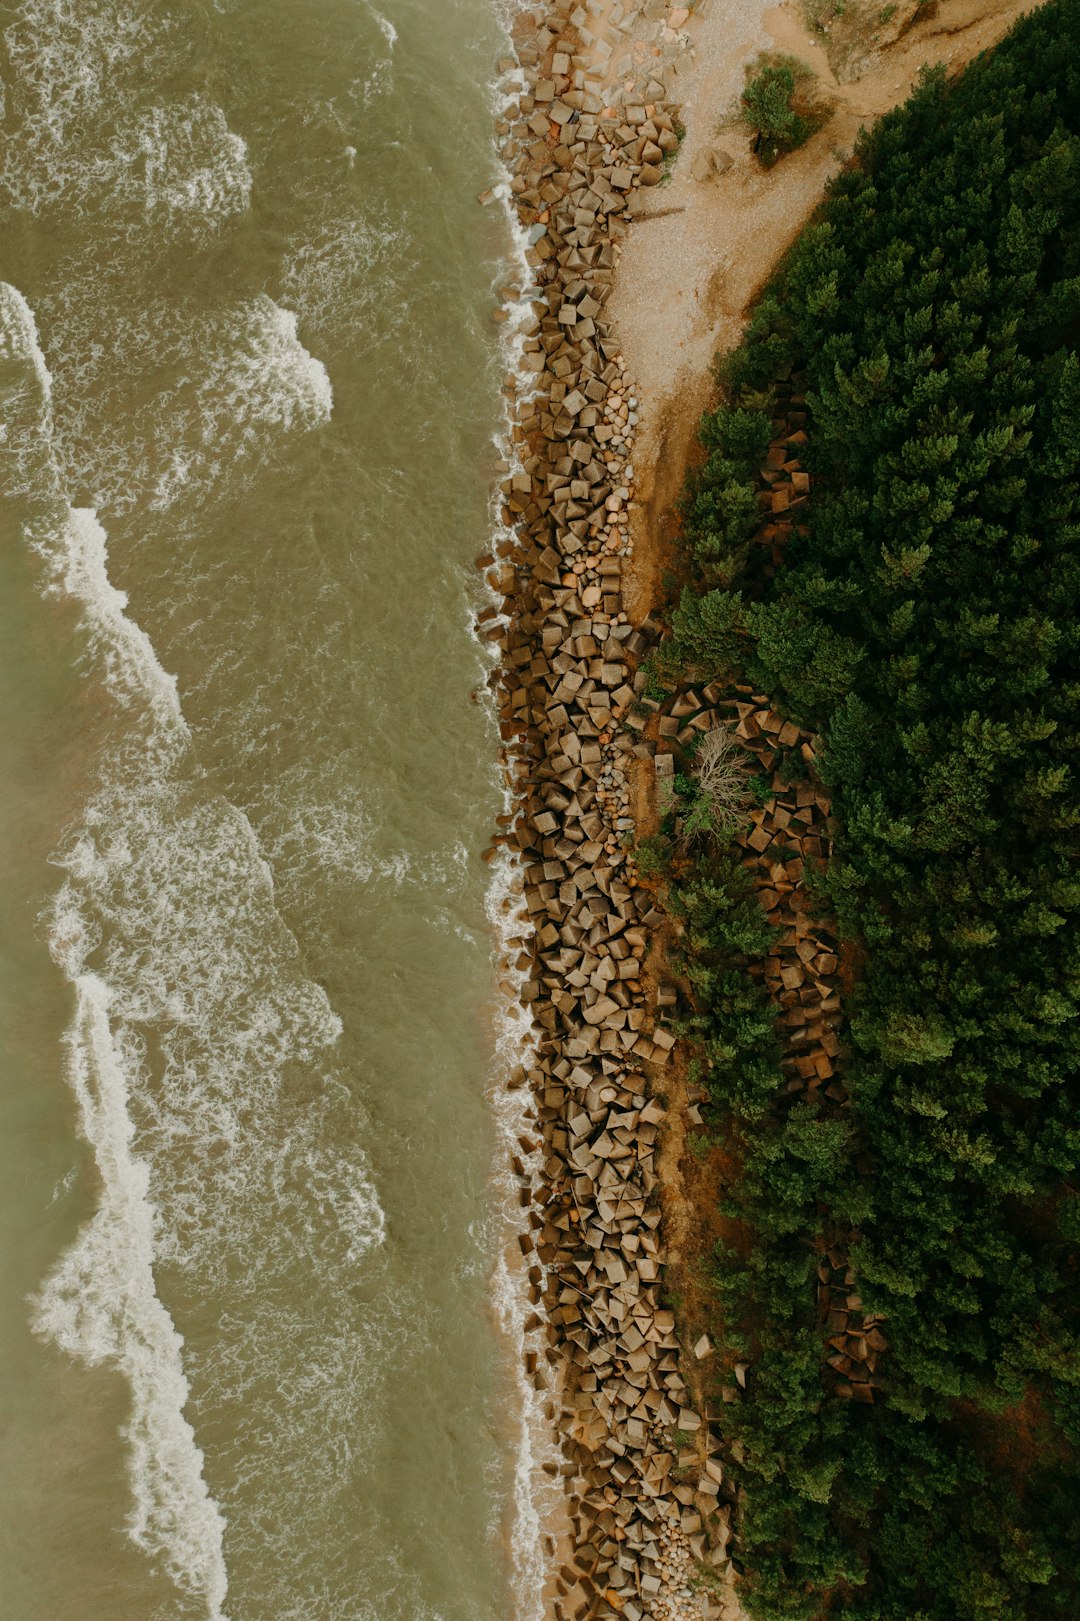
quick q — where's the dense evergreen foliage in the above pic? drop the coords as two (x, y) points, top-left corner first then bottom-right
(663, 5), (1080, 1613)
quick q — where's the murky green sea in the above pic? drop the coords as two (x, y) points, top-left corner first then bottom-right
(0, 3), (525, 1616)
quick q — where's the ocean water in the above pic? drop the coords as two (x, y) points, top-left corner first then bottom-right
(0, 2), (527, 1617)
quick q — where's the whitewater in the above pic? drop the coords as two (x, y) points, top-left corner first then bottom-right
(0, 2), (524, 1618)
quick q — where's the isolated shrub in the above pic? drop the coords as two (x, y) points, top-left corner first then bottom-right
(633, 832), (674, 878)
(742, 61), (818, 164)
(691, 724), (752, 837)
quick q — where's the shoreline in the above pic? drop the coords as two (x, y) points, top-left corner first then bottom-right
(481, 0), (1035, 1616)
(482, 5), (738, 1619)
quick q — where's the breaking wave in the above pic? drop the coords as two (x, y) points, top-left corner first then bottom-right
(4, 280), (383, 1619)
(0, 1), (250, 237)
(144, 298), (333, 512)
(31, 970), (230, 1619)
(32, 288), (331, 517)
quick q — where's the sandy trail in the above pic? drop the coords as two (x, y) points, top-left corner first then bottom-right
(612, 0), (1037, 618)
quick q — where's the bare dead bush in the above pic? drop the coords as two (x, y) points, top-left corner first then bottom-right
(698, 723), (751, 813)
(677, 722), (751, 849)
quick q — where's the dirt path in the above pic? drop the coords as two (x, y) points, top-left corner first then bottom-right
(612, 0), (1037, 621)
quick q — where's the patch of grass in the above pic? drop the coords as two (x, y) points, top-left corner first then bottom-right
(640, 645), (679, 701)
(688, 1562), (729, 1597)
(659, 119), (688, 188)
(804, 0), (847, 29)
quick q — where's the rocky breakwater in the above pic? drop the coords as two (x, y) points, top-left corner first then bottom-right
(479, 4), (739, 1620)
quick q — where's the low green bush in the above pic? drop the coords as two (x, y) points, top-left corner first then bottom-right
(741, 59), (822, 166)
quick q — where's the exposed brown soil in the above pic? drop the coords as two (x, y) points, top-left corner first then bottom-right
(836, 936), (867, 1005)
(953, 1386), (1060, 1482)
(667, 1136), (748, 1376)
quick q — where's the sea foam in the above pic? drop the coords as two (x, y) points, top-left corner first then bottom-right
(6, 277), (384, 1619)
(31, 288), (333, 518)
(107, 96), (252, 233)
(147, 299), (333, 511)
(0, 2), (250, 237)
(2, 281), (231, 1616)
(0, 281), (62, 499)
(34, 506), (188, 744)
(486, 861), (561, 1621)
(366, 3), (397, 48)
(478, 12), (571, 1612)
(31, 970), (230, 1620)
(281, 215), (412, 343)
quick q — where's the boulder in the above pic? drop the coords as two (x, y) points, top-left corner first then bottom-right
(689, 145), (734, 183)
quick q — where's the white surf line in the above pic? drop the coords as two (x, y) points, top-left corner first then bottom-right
(478, 16), (568, 1614)
(486, 852), (558, 1621)
(3, 279), (230, 1615)
(41, 506), (189, 742)
(369, 4), (398, 47)
(32, 971), (231, 1621)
